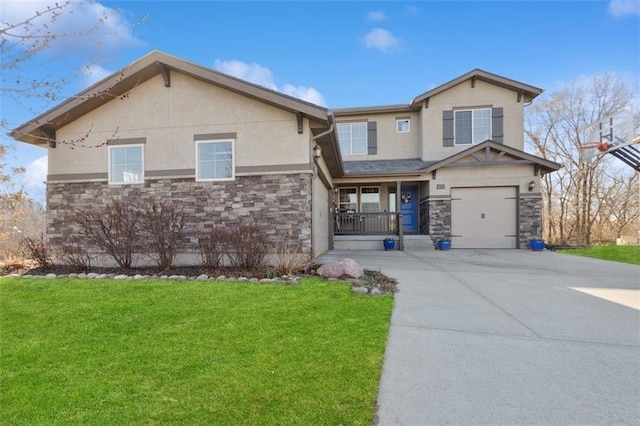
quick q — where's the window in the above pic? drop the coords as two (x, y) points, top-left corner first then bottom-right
(360, 187), (380, 212)
(396, 119), (410, 133)
(337, 122), (367, 155)
(338, 187), (380, 212)
(339, 188), (357, 212)
(109, 145), (143, 184)
(455, 108), (491, 144)
(196, 140), (234, 181)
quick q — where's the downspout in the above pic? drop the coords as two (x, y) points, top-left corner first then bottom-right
(310, 111), (335, 147)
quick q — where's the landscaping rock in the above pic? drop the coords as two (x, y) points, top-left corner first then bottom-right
(77, 273), (87, 279)
(68, 273), (78, 279)
(133, 274), (144, 280)
(196, 274), (208, 281)
(95, 274), (108, 279)
(353, 286), (368, 295)
(370, 288), (382, 295)
(317, 258), (364, 279)
(86, 273), (99, 279)
(216, 275), (227, 280)
(114, 274), (128, 280)
(46, 273), (57, 279)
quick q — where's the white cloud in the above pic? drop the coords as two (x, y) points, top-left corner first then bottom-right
(80, 64), (113, 87)
(1, 0), (143, 53)
(281, 85), (327, 107)
(23, 155), (47, 202)
(214, 60), (277, 90)
(608, 0), (640, 17)
(362, 28), (401, 53)
(214, 60), (326, 106)
(366, 11), (386, 22)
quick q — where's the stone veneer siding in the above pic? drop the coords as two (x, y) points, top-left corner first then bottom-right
(519, 195), (543, 249)
(46, 174), (312, 261)
(427, 198), (451, 244)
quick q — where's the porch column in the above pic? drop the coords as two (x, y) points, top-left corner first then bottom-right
(396, 180), (404, 251)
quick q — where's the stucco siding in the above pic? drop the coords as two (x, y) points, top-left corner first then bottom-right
(429, 164), (536, 197)
(51, 72), (309, 177)
(312, 176), (330, 257)
(421, 79), (525, 160)
(335, 112), (420, 161)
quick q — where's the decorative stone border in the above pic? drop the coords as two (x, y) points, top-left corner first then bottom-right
(7, 273), (302, 284)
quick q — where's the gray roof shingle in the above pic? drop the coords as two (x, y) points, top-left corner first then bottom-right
(343, 158), (436, 175)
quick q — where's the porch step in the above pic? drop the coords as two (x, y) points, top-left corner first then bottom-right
(333, 235), (434, 251)
(403, 235), (435, 251)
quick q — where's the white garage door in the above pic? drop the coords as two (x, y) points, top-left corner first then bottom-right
(451, 187), (517, 249)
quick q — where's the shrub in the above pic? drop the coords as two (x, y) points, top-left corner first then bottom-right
(226, 223), (267, 269)
(21, 234), (51, 268)
(274, 233), (310, 276)
(75, 198), (141, 269)
(140, 198), (188, 271)
(58, 237), (94, 272)
(198, 227), (227, 269)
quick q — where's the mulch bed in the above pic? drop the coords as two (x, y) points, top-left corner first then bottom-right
(2, 262), (398, 295)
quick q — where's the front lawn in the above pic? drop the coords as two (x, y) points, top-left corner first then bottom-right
(0, 278), (393, 425)
(558, 245), (640, 265)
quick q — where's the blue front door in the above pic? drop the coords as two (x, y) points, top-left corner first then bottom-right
(400, 187), (418, 232)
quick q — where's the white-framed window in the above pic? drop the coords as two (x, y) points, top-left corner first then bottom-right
(338, 187), (381, 212)
(337, 122), (367, 155)
(196, 139), (234, 181)
(455, 108), (491, 144)
(396, 118), (410, 133)
(339, 187), (358, 212)
(360, 187), (380, 212)
(108, 144), (144, 184)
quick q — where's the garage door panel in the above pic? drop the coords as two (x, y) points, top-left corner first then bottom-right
(451, 187), (517, 249)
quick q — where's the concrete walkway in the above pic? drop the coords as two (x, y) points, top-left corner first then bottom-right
(318, 249), (640, 425)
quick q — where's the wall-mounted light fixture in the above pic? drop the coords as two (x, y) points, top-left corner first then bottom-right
(313, 145), (322, 160)
(528, 180), (536, 192)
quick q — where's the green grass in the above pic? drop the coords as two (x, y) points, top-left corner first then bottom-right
(558, 245), (640, 265)
(0, 278), (393, 425)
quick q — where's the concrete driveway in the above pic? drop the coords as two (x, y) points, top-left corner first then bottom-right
(318, 249), (640, 425)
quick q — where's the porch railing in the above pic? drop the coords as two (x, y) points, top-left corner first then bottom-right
(334, 211), (398, 235)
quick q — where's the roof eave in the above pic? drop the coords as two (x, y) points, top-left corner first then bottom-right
(10, 50), (330, 144)
(411, 68), (543, 106)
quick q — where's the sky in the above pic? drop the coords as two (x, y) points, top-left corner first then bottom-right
(1, 0), (639, 203)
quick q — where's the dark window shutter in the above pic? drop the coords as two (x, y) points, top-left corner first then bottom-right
(443, 110), (454, 147)
(367, 121), (377, 155)
(492, 107), (504, 143)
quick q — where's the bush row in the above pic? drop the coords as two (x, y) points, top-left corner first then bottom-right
(22, 198), (308, 274)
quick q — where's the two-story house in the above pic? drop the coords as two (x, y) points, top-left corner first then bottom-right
(11, 51), (560, 264)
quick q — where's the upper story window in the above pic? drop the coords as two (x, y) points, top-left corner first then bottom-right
(337, 122), (367, 155)
(109, 145), (144, 184)
(396, 118), (410, 133)
(455, 108), (491, 144)
(196, 139), (234, 181)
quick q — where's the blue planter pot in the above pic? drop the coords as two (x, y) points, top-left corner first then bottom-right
(530, 240), (545, 251)
(438, 240), (451, 251)
(383, 240), (395, 250)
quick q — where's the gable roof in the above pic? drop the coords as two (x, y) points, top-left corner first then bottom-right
(422, 140), (561, 175)
(10, 50), (331, 146)
(411, 69), (543, 106)
(342, 141), (561, 178)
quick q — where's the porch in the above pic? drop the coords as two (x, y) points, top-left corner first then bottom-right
(332, 211), (434, 250)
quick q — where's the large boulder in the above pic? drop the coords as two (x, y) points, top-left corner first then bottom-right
(317, 258), (364, 279)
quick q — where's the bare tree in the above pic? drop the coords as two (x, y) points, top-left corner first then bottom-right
(526, 73), (637, 246)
